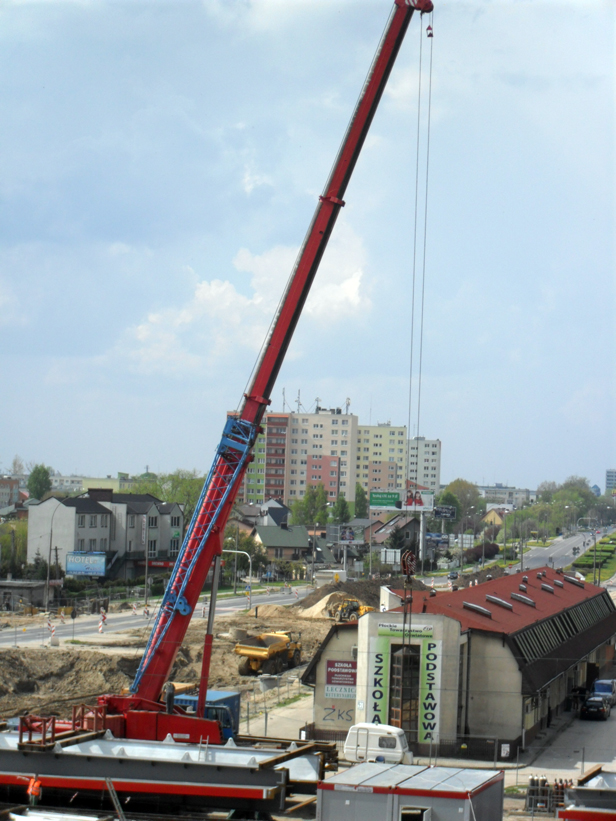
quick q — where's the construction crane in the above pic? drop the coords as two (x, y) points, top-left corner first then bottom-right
(101, 0), (433, 742)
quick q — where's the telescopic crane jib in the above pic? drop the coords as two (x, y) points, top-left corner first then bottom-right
(100, 0), (434, 743)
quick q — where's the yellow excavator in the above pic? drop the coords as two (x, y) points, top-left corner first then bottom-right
(327, 598), (374, 622)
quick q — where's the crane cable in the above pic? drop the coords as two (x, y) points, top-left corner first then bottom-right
(406, 13), (434, 477)
(405, 18), (424, 459)
(415, 18), (434, 440)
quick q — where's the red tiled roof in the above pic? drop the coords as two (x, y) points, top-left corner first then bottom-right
(390, 567), (610, 635)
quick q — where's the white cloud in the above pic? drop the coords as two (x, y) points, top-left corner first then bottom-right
(113, 219), (371, 376)
(242, 165), (273, 194)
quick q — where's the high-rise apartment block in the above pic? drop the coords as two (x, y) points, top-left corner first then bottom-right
(236, 407), (441, 508)
(606, 469), (616, 495)
(354, 423), (408, 494)
(408, 436), (441, 491)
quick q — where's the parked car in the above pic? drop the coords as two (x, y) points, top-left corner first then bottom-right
(591, 680), (616, 706)
(447, 571), (459, 580)
(580, 695), (611, 721)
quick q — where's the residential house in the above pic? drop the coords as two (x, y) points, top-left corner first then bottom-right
(27, 488), (184, 580)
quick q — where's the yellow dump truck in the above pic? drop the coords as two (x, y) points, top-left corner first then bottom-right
(327, 598), (374, 622)
(235, 631), (302, 676)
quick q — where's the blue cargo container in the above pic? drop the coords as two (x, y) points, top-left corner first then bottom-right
(174, 690), (240, 739)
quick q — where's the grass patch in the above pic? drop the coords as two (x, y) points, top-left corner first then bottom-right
(276, 691), (312, 708)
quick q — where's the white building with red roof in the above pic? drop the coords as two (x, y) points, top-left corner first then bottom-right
(353, 567), (616, 760)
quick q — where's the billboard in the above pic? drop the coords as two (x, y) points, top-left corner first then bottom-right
(434, 504), (457, 520)
(370, 491), (399, 509)
(339, 525), (364, 544)
(66, 552), (106, 576)
(325, 659), (357, 699)
(370, 490), (435, 512)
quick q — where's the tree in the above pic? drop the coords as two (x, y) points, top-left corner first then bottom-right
(290, 484), (329, 526)
(385, 525), (406, 551)
(11, 455), (25, 475)
(537, 481), (559, 503)
(222, 528), (267, 575)
(27, 464), (52, 500)
(132, 469), (204, 522)
(436, 489), (461, 534)
(355, 483), (368, 519)
(444, 479), (482, 520)
(331, 493), (351, 525)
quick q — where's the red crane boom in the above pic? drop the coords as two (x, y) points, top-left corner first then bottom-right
(103, 0), (433, 740)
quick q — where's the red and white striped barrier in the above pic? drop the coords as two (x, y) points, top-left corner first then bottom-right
(132, 603), (137, 615)
(51, 625), (56, 638)
(98, 620), (104, 633)
(59, 610), (65, 624)
(431, 578), (435, 588)
(47, 619), (52, 633)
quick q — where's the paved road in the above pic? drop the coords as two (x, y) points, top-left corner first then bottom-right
(0, 587), (311, 648)
(508, 528), (613, 583)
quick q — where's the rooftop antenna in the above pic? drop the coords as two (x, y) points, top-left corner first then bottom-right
(296, 390), (301, 414)
(345, 397), (351, 415)
(282, 387), (287, 412)
(315, 397), (321, 413)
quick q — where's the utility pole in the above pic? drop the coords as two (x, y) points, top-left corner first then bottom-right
(233, 526), (239, 595)
(10, 529), (15, 577)
(54, 546), (60, 581)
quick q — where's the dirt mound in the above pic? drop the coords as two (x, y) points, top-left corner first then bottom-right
(246, 604), (288, 618)
(0, 648), (135, 717)
(299, 577), (427, 613)
(299, 591), (349, 620)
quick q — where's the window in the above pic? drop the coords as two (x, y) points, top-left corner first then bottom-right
(331, 450), (338, 455)
(170, 539), (180, 556)
(341, 419), (348, 425)
(331, 439), (338, 445)
(128, 540), (132, 553)
(148, 539), (157, 558)
(100, 537), (108, 550)
(274, 548), (284, 559)
(332, 419), (338, 425)
(77, 538), (85, 550)
(341, 450), (347, 456)
(128, 515), (135, 528)
(378, 735), (397, 749)
(171, 515), (180, 527)
(291, 438), (298, 444)
(301, 439), (308, 444)
(341, 430), (348, 437)
(89, 538), (97, 550)
(89, 515), (97, 528)
(148, 516), (158, 528)
(101, 515), (108, 528)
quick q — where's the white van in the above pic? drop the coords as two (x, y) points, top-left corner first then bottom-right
(344, 723), (413, 765)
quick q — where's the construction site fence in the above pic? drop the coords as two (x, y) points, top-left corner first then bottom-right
(302, 724), (523, 762)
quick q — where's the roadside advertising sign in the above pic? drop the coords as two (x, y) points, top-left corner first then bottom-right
(370, 490), (435, 512)
(434, 505), (457, 520)
(339, 525), (364, 544)
(370, 491), (400, 509)
(66, 552), (106, 576)
(325, 660), (357, 700)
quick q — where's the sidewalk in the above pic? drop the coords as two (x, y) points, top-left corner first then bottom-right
(239, 693), (313, 739)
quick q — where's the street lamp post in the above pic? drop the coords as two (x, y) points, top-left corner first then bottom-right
(45, 501), (64, 611)
(223, 548), (252, 611)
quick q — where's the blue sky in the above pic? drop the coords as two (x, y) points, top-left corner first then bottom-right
(1, 0), (614, 491)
